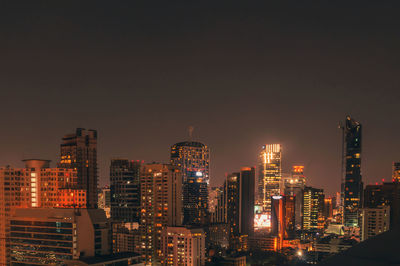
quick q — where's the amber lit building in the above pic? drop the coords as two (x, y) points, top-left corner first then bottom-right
(282, 165), (306, 228)
(257, 144), (282, 221)
(0, 159), (83, 265)
(139, 163), (182, 265)
(59, 128), (98, 208)
(9, 208), (110, 265)
(98, 186), (111, 218)
(170, 141), (209, 226)
(161, 227), (205, 266)
(303, 186), (325, 230)
(393, 162), (400, 182)
(271, 195), (295, 244)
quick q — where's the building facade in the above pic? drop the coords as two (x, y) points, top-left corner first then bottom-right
(361, 206), (390, 241)
(282, 165), (306, 229)
(342, 116), (363, 227)
(59, 128), (98, 208)
(257, 144), (282, 221)
(139, 163), (182, 265)
(110, 159), (141, 223)
(303, 186), (325, 230)
(0, 160), (83, 265)
(161, 227), (205, 266)
(171, 141), (210, 226)
(9, 208), (110, 265)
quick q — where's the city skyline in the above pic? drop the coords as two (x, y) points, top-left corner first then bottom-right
(1, 2), (400, 198)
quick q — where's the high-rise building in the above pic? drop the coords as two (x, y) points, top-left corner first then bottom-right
(0, 160), (83, 265)
(393, 162), (400, 182)
(271, 195), (295, 244)
(303, 186), (325, 230)
(161, 227), (205, 266)
(170, 141), (210, 226)
(110, 159), (141, 223)
(59, 128), (98, 208)
(139, 163), (182, 265)
(282, 165), (306, 228)
(324, 198), (334, 220)
(341, 116), (363, 227)
(257, 144), (282, 219)
(9, 208), (111, 265)
(361, 206), (390, 241)
(98, 186), (111, 218)
(225, 167), (255, 250)
(364, 182), (400, 229)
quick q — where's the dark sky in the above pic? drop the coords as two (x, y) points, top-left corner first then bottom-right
(1, 1), (399, 196)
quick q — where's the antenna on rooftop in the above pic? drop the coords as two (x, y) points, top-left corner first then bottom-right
(188, 126), (194, 140)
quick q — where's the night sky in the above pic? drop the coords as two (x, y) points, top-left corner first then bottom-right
(1, 1), (400, 195)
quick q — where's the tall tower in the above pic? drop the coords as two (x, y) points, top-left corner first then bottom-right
(225, 167), (255, 250)
(59, 128), (98, 208)
(170, 141), (210, 226)
(257, 144), (282, 217)
(302, 186), (325, 230)
(110, 159), (141, 223)
(139, 163), (182, 264)
(342, 116), (363, 227)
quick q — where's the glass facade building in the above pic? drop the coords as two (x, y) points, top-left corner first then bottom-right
(170, 141), (210, 226)
(342, 116), (363, 227)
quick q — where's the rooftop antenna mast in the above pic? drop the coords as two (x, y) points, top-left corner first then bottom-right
(188, 126), (194, 140)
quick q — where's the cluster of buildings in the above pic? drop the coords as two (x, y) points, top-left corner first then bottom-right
(0, 115), (398, 265)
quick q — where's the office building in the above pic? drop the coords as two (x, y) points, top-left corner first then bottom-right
(342, 116), (363, 227)
(112, 222), (140, 254)
(139, 163), (182, 264)
(271, 195), (295, 243)
(361, 206), (390, 241)
(282, 165), (306, 228)
(171, 141), (210, 226)
(161, 227), (205, 266)
(59, 128), (98, 208)
(110, 159), (141, 223)
(364, 182), (400, 229)
(225, 167), (255, 249)
(0, 160), (83, 265)
(9, 208), (111, 265)
(303, 186), (325, 230)
(324, 198), (334, 220)
(257, 144), (282, 220)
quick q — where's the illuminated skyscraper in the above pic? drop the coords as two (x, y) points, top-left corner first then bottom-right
(257, 144), (282, 217)
(59, 128), (98, 208)
(282, 165), (306, 228)
(170, 141), (210, 226)
(303, 186), (325, 230)
(342, 116), (363, 227)
(139, 163), (182, 264)
(271, 195), (295, 246)
(110, 159), (141, 223)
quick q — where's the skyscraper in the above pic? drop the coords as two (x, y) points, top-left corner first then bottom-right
(170, 141), (210, 226)
(271, 195), (295, 247)
(361, 206), (390, 241)
(342, 116), (363, 227)
(139, 163), (182, 264)
(225, 167), (255, 250)
(282, 165), (306, 228)
(110, 159), (141, 223)
(303, 186), (325, 230)
(59, 128), (98, 208)
(257, 144), (282, 218)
